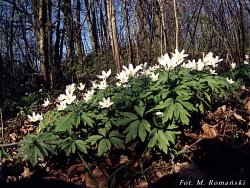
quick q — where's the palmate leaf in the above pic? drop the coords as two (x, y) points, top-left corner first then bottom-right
(138, 119), (151, 142)
(18, 133), (58, 166)
(81, 113), (94, 127)
(54, 113), (75, 132)
(75, 140), (88, 154)
(115, 112), (138, 126)
(59, 140), (74, 156)
(123, 120), (140, 143)
(162, 99), (175, 124)
(147, 129), (170, 154)
(109, 130), (125, 149)
(175, 102), (191, 125)
(86, 135), (103, 145)
(134, 105), (145, 118)
(98, 139), (111, 157)
(148, 129), (158, 148)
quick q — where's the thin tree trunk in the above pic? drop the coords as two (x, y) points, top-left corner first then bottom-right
(76, 0), (85, 64)
(173, 0), (179, 50)
(124, 0), (133, 64)
(107, 0), (121, 73)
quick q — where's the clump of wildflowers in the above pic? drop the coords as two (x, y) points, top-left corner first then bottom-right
(28, 112), (43, 122)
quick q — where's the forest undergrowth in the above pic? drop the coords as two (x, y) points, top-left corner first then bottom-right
(1, 50), (250, 188)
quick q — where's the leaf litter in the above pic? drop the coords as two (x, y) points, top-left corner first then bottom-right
(0, 86), (250, 187)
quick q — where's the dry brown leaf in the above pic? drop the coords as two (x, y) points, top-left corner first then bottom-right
(201, 123), (218, 138)
(245, 129), (250, 138)
(67, 164), (85, 177)
(9, 133), (17, 142)
(83, 166), (108, 188)
(233, 113), (246, 122)
(245, 100), (250, 111)
(21, 167), (32, 178)
(175, 162), (207, 180)
(119, 155), (129, 164)
(137, 180), (148, 187)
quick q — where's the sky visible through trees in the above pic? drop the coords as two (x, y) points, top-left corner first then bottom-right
(0, 0), (249, 100)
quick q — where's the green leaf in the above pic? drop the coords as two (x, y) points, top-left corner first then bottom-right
(164, 131), (176, 144)
(162, 99), (175, 123)
(158, 130), (169, 154)
(123, 120), (140, 143)
(139, 119), (151, 142)
(178, 101), (197, 112)
(134, 105), (145, 118)
(148, 129), (158, 148)
(98, 139), (111, 157)
(155, 98), (174, 110)
(86, 135), (103, 145)
(98, 128), (107, 137)
(81, 114), (94, 127)
(54, 113), (75, 132)
(109, 137), (125, 149)
(75, 140), (88, 154)
(175, 95), (191, 101)
(120, 112), (138, 120)
(29, 151), (38, 167)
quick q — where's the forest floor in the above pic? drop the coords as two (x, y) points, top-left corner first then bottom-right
(1, 86), (250, 188)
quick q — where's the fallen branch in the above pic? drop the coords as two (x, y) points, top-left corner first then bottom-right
(0, 142), (18, 148)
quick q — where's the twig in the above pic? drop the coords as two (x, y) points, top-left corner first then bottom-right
(177, 138), (204, 155)
(78, 152), (99, 188)
(0, 108), (3, 139)
(0, 142), (18, 148)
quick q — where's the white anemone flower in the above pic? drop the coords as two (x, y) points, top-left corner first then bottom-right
(158, 53), (171, 67)
(171, 49), (188, 65)
(97, 69), (111, 80)
(141, 69), (152, 76)
(99, 97), (114, 108)
(196, 59), (204, 71)
(244, 61), (249, 65)
(155, 111), (163, 117)
(91, 81), (99, 90)
(203, 52), (222, 68)
(57, 101), (67, 111)
(203, 52), (214, 65)
(149, 65), (160, 71)
(42, 98), (50, 107)
(226, 78), (234, 84)
(116, 71), (129, 83)
(231, 62), (236, 70)
(245, 54), (249, 59)
(57, 94), (65, 102)
(66, 83), (76, 93)
(186, 60), (197, 70)
(59, 89), (76, 104)
(98, 80), (108, 90)
(28, 112), (43, 122)
(83, 90), (95, 102)
(122, 64), (141, 77)
(116, 82), (122, 87)
(209, 69), (217, 75)
(140, 62), (148, 70)
(78, 83), (85, 90)
(150, 72), (159, 82)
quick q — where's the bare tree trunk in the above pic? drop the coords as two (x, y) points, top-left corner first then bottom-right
(32, 0), (51, 87)
(76, 0), (85, 64)
(106, 0), (121, 73)
(173, 0), (179, 50)
(124, 0), (133, 64)
(62, 0), (74, 66)
(84, 0), (99, 54)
